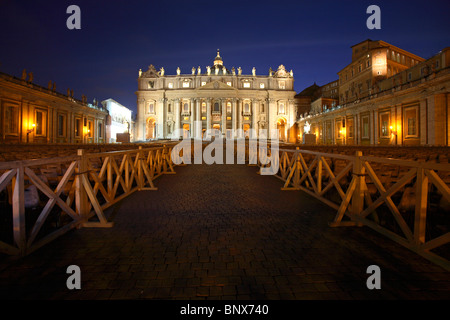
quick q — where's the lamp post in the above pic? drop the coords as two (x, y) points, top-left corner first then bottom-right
(26, 123), (35, 143)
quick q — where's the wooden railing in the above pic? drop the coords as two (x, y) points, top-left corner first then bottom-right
(249, 144), (450, 271)
(0, 145), (176, 257)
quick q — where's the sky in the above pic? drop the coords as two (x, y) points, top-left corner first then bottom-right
(1, 0), (449, 116)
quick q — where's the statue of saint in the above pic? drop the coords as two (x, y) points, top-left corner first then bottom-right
(207, 66), (211, 75)
(21, 69), (27, 80)
(232, 67), (235, 75)
(269, 67), (273, 76)
(252, 67), (256, 76)
(198, 66), (201, 75)
(177, 67), (180, 75)
(192, 67), (196, 75)
(238, 67), (242, 75)
(139, 69), (142, 77)
(28, 72), (33, 83)
(160, 67), (165, 76)
(290, 70), (293, 77)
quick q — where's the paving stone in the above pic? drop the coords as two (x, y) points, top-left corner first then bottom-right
(0, 162), (448, 301)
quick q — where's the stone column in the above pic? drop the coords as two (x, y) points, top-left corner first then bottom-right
(252, 99), (257, 138)
(157, 98), (165, 139)
(232, 98), (237, 138)
(175, 98), (181, 139)
(221, 99), (227, 136)
(206, 98), (211, 137)
(373, 110), (378, 145)
(420, 99), (427, 145)
(238, 99), (243, 137)
(195, 98), (201, 139)
(190, 98), (195, 138)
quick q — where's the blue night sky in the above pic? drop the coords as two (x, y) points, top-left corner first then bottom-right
(1, 0), (449, 116)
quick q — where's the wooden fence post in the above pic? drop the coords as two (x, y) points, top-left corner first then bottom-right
(75, 149), (89, 222)
(12, 165), (26, 254)
(414, 166), (428, 246)
(351, 150), (364, 216)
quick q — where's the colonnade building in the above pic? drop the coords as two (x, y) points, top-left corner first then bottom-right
(135, 51), (297, 141)
(297, 40), (450, 146)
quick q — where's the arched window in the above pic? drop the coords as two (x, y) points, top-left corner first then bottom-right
(227, 102), (231, 113)
(149, 103), (154, 113)
(244, 103), (250, 113)
(183, 103), (189, 113)
(214, 102), (220, 112)
(279, 103), (285, 114)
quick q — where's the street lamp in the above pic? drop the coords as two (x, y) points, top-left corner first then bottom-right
(26, 123), (35, 143)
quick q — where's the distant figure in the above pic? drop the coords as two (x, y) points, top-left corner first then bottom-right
(139, 69), (142, 77)
(70, 89), (74, 97)
(252, 67), (256, 76)
(160, 67), (165, 76)
(28, 72), (33, 83)
(238, 67), (242, 75)
(197, 66), (201, 75)
(269, 67), (273, 76)
(67, 88), (71, 96)
(48, 80), (52, 89)
(177, 67), (180, 75)
(21, 69), (27, 80)
(232, 67), (235, 75)
(52, 83), (56, 92)
(192, 67), (196, 75)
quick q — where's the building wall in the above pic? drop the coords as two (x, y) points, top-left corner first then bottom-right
(0, 72), (107, 144)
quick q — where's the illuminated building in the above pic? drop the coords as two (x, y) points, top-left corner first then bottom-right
(0, 70), (107, 144)
(101, 99), (133, 143)
(297, 41), (450, 146)
(135, 50), (297, 141)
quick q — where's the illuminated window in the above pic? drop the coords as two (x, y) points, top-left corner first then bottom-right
(336, 121), (342, 138)
(361, 115), (369, 139)
(243, 82), (250, 88)
(227, 102), (231, 113)
(404, 106), (418, 137)
(58, 114), (66, 137)
(227, 82), (232, 86)
(4, 105), (19, 135)
(260, 83), (265, 89)
(201, 81), (206, 86)
(278, 103), (285, 114)
(183, 82), (190, 88)
(202, 102), (206, 113)
(35, 109), (47, 136)
(168, 83), (173, 89)
(379, 112), (390, 138)
(75, 118), (82, 137)
(347, 118), (353, 138)
(279, 81), (285, 89)
(98, 122), (103, 138)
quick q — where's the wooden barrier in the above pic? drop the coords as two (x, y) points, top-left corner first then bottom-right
(249, 144), (450, 271)
(0, 145), (176, 256)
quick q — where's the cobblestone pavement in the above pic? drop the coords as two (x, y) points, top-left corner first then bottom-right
(0, 162), (449, 300)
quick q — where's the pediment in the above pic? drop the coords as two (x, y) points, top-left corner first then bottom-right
(197, 80), (236, 91)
